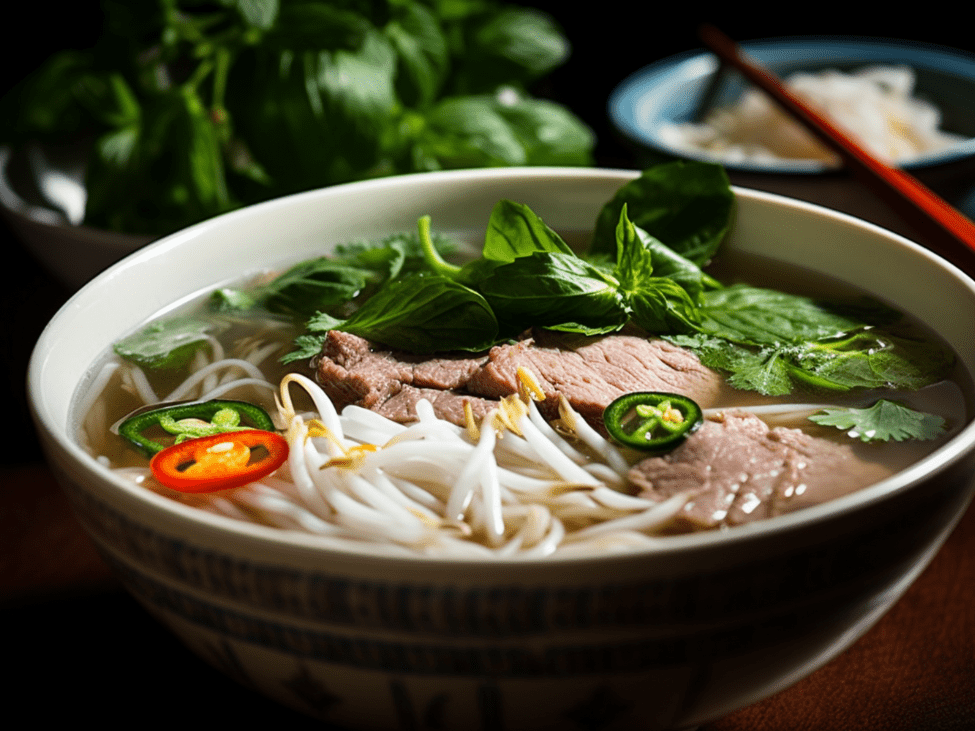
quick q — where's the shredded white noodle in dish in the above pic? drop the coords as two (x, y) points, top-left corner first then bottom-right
(88, 342), (690, 559)
(659, 65), (967, 167)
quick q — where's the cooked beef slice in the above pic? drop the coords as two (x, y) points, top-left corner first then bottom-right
(313, 329), (725, 427)
(312, 330), (488, 414)
(627, 411), (892, 531)
(466, 330), (725, 424)
(375, 386), (498, 425)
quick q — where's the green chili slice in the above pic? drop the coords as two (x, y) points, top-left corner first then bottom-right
(603, 392), (703, 452)
(117, 399), (277, 457)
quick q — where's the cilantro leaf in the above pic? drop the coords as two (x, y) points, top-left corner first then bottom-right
(113, 317), (223, 370)
(809, 400), (947, 443)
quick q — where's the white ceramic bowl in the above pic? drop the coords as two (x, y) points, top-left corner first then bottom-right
(28, 168), (975, 730)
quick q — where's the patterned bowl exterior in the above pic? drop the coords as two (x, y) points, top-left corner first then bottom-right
(29, 169), (975, 730)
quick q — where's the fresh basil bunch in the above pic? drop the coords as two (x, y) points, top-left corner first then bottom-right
(1, 0), (593, 236)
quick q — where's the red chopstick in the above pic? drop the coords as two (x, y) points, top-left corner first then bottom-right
(698, 25), (975, 269)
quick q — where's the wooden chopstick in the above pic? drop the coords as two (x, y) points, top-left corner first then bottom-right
(697, 24), (975, 270)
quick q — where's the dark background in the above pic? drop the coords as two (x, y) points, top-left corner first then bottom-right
(1, 3), (972, 727)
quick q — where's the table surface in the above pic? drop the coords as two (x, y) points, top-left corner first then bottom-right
(3, 9), (975, 727)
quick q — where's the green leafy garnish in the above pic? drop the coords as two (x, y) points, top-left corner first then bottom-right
(0, 0), (593, 237)
(590, 161), (735, 265)
(113, 317), (222, 370)
(296, 274), (499, 355)
(809, 400), (947, 442)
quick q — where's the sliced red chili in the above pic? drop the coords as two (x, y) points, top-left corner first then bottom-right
(150, 430), (289, 493)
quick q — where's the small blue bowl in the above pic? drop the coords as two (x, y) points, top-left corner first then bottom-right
(609, 37), (975, 231)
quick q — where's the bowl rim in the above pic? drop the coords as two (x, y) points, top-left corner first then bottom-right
(27, 166), (975, 567)
(609, 35), (975, 174)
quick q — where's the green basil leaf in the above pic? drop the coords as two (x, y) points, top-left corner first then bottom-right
(478, 252), (628, 337)
(257, 257), (373, 318)
(311, 274), (498, 353)
(415, 95), (527, 168)
(613, 204), (655, 287)
(383, 2), (449, 107)
(460, 7), (569, 90)
(591, 160), (734, 264)
(492, 95), (595, 166)
(482, 199), (574, 262)
(627, 278), (702, 335)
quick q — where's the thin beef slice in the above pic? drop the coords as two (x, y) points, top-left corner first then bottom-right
(627, 411), (892, 531)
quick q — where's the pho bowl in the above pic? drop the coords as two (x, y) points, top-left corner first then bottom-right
(608, 37), (975, 238)
(27, 167), (975, 730)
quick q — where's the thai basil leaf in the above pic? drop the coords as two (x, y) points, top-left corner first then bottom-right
(383, 2), (449, 107)
(627, 278), (702, 335)
(303, 273), (498, 353)
(255, 258), (374, 319)
(491, 95), (595, 166)
(482, 198), (574, 262)
(477, 251), (628, 337)
(457, 7), (569, 91)
(613, 204), (711, 302)
(413, 95), (528, 168)
(591, 160), (734, 264)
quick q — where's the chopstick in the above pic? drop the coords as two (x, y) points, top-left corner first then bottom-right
(697, 24), (975, 269)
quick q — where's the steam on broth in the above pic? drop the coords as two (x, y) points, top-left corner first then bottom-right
(73, 164), (969, 557)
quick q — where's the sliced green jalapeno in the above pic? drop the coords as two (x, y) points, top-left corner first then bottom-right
(117, 399), (277, 457)
(603, 392), (703, 452)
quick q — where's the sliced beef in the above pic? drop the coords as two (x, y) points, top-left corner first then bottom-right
(312, 329), (725, 428)
(312, 330), (488, 415)
(375, 386), (498, 425)
(467, 330), (725, 425)
(627, 411), (892, 531)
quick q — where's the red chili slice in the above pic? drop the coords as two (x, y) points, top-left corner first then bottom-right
(149, 430), (289, 493)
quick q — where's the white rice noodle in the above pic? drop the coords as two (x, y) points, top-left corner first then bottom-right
(123, 365), (160, 405)
(164, 358), (271, 401)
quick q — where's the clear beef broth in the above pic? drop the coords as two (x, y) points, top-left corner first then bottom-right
(75, 238), (970, 541)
